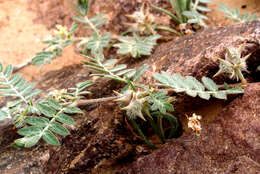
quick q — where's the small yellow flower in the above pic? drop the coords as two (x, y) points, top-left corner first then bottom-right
(187, 113), (202, 136)
(54, 25), (69, 39)
(48, 89), (69, 102)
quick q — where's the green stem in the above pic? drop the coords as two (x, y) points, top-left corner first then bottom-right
(158, 115), (165, 140)
(84, 16), (100, 36)
(151, 4), (182, 24)
(130, 118), (156, 149)
(156, 25), (182, 36)
(147, 115), (165, 143)
(186, 0), (192, 10)
(14, 108), (28, 126)
(39, 108), (65, 137)
(152, 111), (179, 139)
(1, 72), (28, 104)
(64, 96), (120, 107)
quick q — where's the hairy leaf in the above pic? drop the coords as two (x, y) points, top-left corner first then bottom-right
(18, 126), (42, 137)
(0, 110), (9, 121)
(153, 72), (243, 100)
(82, 54), (141, 83)
(152, 0), (212, 26)
(218, 3), (258, 23)
(114, 34), (160, 58)
(32, 52), (57, 66)
(25, 116), (50, 127)
(87, 33), (111, 55)
(0, 63), (41, 110)
(36, 102), (57, 117)
(57, 113), (75, 125)
(14, 135), (41, 148)
(147, 91), (174, 114)
(64, 106), (83, 114)
(42, 130), (60, 146)
(49, 121), (70, 135)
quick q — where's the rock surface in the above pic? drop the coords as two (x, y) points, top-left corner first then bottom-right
(0, 21), (259, 173)
(119, 83), (260, 174)
(141, 20), (260, 82)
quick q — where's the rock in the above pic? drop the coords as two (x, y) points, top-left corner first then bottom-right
(0, 20), (260, 173)
(139, 20), (260, 115)
(29, 0), (171, 33)
(119, 83), (260, 174)
(141, 20), (260, 82)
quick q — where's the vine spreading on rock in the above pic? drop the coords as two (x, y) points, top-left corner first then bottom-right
(1, 0), (255, 149)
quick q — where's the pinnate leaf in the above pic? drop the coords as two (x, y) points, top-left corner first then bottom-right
(36, 103), (57, 117)
(153, 72), (243, 100)
(114, 34), (160, 58)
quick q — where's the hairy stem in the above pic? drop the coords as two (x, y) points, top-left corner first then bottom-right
(84, 16), (100, 36)
(130, 118), (156, 149)
(13, 59), (32, 72)
(156, 25), (182, 36)
(147, 115), (165, 143)
(64, 96), (120, 107)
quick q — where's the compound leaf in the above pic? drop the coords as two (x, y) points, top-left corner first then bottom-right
(153, 72), (243, 100)
(114, 34), (160, 58)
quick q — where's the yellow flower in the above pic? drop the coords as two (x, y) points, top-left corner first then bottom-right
(54, 25), (69, 39)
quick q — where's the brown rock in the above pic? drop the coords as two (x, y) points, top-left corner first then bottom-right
(1, 20), (260, 173)
(141, 20), (260, 82)
(119, 83), (260, 174)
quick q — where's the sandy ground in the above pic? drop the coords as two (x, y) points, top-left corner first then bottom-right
(0, 0), (83, 80)
(0, 0), (259, 80)
(207, 0), (260, 26)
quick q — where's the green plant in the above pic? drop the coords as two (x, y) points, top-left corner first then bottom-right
(214, 44), (251, 86)
(81, 52), (243, 147)
(30, 2), (161, 66)
(124, 3), (181, 36)
(114, 34), (161, 58)
(153, 72), (243, 99)
(152, 0), (213, 27)
(0, 62), (91, 147)
(0, 0), (246, 149)
(218, 3), (258, 23)
(0, 63), (41, 126)
(14, 99), (82, 147)
(32, 23), (78, 66)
